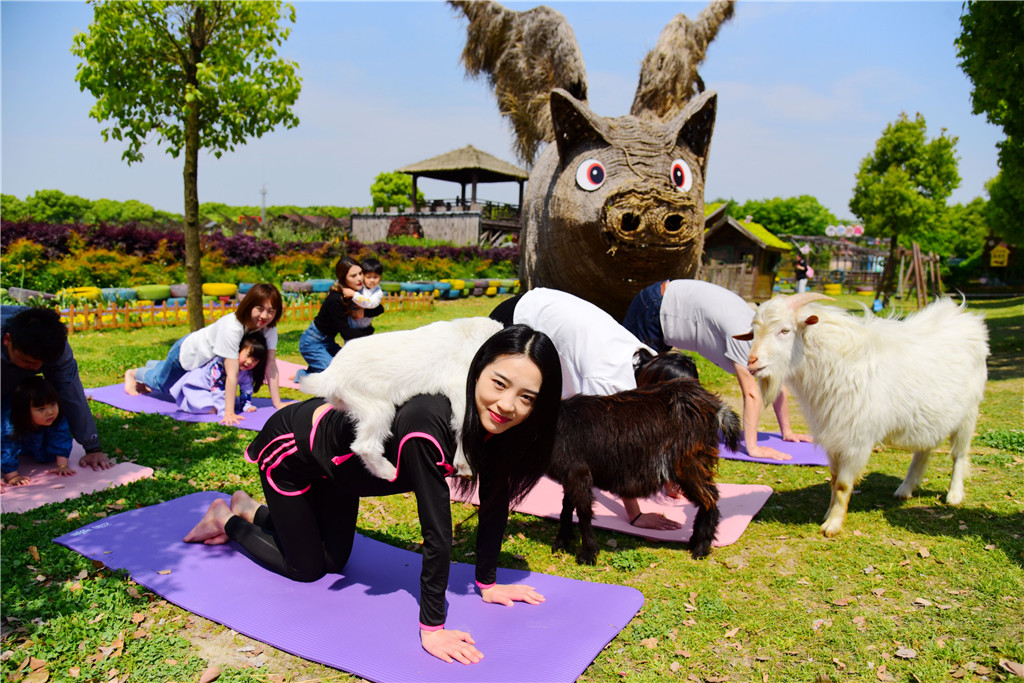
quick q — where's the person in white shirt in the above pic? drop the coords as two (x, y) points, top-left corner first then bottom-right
(622, 279), (812, 460)
(349, 257), (385, 330)
(125, 283), (288, 426)
(490, 287), (683, 531)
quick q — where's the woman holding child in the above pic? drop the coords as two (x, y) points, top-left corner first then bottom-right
(185, 324), (563, 664)
(124, 283), (288, 425)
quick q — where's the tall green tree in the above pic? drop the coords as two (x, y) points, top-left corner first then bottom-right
(849, 112), (960, 299)
(370, 171), (425, 210)
(731, 195), (838, 236)
(957, 1), (1024, 246)
(72, 1), (301, 330)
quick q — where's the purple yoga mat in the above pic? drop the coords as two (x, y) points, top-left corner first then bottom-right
(719, 432), (829, 466)
(54, 492), (644, 683)
(85, 384), (281, 432)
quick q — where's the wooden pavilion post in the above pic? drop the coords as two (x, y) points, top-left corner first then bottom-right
(411, 174), (419, 212)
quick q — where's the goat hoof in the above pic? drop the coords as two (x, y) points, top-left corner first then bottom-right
(576, 550), (598, 565)
(820, 520), (844, 538)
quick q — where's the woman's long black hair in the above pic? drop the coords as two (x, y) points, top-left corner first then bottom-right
(452, 324), (562, 508)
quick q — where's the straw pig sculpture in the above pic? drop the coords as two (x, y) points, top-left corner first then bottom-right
(450, 1), (735, 319)
(736, 293), (989, 537)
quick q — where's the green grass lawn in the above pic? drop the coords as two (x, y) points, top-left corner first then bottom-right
(2, 294), (1022, 682)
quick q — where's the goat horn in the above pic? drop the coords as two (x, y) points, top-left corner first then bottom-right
(786, 293), (834, 310)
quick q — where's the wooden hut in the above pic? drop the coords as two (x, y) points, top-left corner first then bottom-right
(700, 204), (792, 301)
(396, 145), (528, 213)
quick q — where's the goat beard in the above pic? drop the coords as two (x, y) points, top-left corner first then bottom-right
(757, 373), (783, 408)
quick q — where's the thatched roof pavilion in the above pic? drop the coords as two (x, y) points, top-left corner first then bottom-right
(397, 145), (528, 212)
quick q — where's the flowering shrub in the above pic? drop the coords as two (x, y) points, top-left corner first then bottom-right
(0, 221), (519, 291)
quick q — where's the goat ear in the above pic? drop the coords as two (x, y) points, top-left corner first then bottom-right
(803, 315), (819, 327)
(733, 331), (753, 341)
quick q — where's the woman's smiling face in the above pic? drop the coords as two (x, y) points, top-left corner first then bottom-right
(474, 354), (542, 435)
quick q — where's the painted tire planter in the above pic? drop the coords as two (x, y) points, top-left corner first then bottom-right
(101, 287), (137, 302)
(401, 282), (433, 293)
(283, 281), (312, 293)
(169, 284), (189, 298)
(202, 282), (238, 297)
(134, 284), (172, 301)
(238, 283), (254, 294)
(381, 281), (402, 293)
(166, 297), (187, 306)
(823, 283), (843, 296)
(6, 287), (55, 302)
(58, 286), (103, 301)
(309, 279), (335, 293)
(485, 286), (498, 297)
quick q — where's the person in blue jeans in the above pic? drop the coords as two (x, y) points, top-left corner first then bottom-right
(294, 257), (383, 381)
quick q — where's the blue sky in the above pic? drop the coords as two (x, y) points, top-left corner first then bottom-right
(0, 1), (1003, 221)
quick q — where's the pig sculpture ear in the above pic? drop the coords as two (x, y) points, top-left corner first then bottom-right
(733, 331), (753, 341)
(668, 90), (716, 175)
(551, 88), (611, 161)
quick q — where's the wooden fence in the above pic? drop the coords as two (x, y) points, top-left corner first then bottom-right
(61, 292), (434, 335)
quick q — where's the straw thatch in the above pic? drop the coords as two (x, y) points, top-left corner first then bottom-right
(397, 145), (528, 184)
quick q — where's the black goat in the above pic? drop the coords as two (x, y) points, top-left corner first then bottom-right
(546, 378), (739, 563)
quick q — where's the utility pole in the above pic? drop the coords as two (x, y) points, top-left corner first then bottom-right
(260, 184), (268, 223)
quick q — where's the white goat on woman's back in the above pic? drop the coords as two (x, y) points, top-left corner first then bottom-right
(738, 293), (989, 537)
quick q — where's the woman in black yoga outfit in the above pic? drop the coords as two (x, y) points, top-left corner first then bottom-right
(185, 324), (562, 665)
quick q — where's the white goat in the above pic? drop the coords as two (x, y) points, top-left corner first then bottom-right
(300, 317), (503, 480)
(738, 293), (989, 537)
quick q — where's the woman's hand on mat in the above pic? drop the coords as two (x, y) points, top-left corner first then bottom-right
(220, 412), (244, 426)
(80, 452), (113, 470)
(781, 430), (814, 444)
(420, 627), (483, 664)
(480, 583), (545, 607)
(632, 512), (683, 531)
(745, 444), (793, 461)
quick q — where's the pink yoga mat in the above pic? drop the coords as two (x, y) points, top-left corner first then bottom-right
(55, 492), (644, 683)
(452, 477), (773, 546)
(1, 442), (154, 514)
(720, 432), (829, 466)
(275, 359), (306, 391)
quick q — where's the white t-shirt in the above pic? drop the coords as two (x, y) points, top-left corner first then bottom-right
(178, 313), (278, 371)
(513, 288), (653, 398)
(659, 280), (753, 373)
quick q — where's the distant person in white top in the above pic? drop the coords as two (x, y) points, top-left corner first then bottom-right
(349, 257), (385, 330)
(124, 283), (289, 426)
(622, 279), (812, 460)
(489, 287), (685, 531)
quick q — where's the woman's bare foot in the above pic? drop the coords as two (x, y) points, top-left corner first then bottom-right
(124, 369), (141, 395)
(183, 498), (233, 544)
(229, 490), (261, 523)
(124, 369), (150, 395)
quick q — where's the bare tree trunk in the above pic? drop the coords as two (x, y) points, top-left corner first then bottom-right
(874, 235), (900, 306)
(183, 12), (204, 332)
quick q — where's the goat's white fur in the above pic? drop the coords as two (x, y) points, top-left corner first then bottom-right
(744, 294), (989, 537)
(300, 317), (503, 480)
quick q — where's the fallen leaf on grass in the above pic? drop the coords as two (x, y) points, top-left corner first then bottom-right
(724, 627), (740, 638)
(640, 637), (658, 649)
(28, 546), (40, 561)
(999, 659), (1024, 676)
(156, 570), (171, 575)
(872, 588), (885, 597)
(199, 665), (222, 683)
(912, 598), (932, 607)
(24, 670), (48, 683)
(917, 547), (930, 558)
(895, 648), (917, 659)
(130, 613), (145, 624)
(670, 662), (682, 672)
(69, 666), (80, 678)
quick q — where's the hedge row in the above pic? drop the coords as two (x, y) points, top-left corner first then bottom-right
(0, 221), (519, 293)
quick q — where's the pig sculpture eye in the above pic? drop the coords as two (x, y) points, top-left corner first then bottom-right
(575, 159), (606, 191)
(670, 159), (693, 192)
